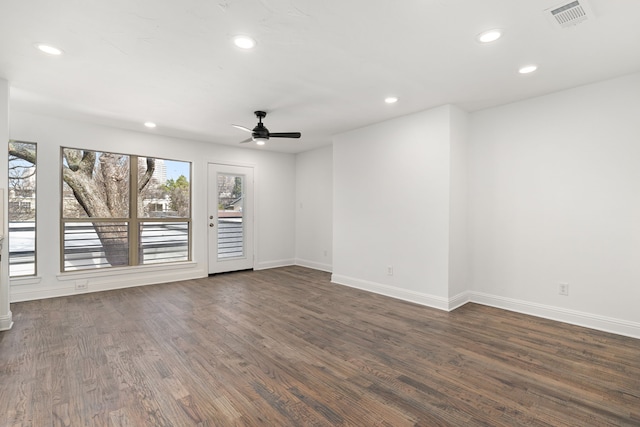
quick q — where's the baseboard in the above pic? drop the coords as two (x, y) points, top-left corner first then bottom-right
(469, 291), (640, 340)
(11, 283), (75, 302)
(448, 291), (471, 311)
(327, 274), (640, 339)
(295, 258), (332, 273)
(254, 259), (295, 270)
(331, 274), (449, 311)
(0, 312), (13, 331)
(9, 261), (639, 339)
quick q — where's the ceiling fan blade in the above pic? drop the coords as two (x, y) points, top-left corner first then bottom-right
(269, 132), (301, 138)
(232, 124), (252, 133)
(239, 137), (253, 144)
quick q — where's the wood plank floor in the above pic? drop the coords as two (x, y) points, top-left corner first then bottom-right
(1, 266), (639, 426)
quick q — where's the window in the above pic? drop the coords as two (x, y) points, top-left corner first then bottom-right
(61, 148), (191, 271)
(8, 141), (37, 277)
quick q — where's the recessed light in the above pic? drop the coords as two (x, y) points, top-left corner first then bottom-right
(477, 29), (502, 43)
(518, 64), (538, 74)
(144, 122), (157, 128)
(35, 43), (63, 55)
(233, 36), (256, 49)
(385, 97), (398, 104)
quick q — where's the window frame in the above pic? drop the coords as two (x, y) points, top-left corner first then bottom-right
(8, 140), (38, 277)
(59, 147), (192, 272)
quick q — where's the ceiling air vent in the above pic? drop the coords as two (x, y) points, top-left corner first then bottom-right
(545, 0), (594, 29)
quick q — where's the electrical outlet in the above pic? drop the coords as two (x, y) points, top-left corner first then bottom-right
(75, 280), (88, 291)
(558, 282), (569, 296)
(387, 266), (393, 276)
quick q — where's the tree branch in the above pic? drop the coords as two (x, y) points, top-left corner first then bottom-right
(8, 141), (36, 164)
(138, 158), (155, 192)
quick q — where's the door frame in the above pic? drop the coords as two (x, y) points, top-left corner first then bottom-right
(207, 161), (256, 274)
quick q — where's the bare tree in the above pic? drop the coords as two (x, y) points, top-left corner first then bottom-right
(8, 158), (36, 221)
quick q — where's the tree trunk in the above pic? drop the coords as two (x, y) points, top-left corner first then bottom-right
(63, 151), (154, 267)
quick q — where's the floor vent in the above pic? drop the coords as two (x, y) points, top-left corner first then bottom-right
(545, 0), (594, 28)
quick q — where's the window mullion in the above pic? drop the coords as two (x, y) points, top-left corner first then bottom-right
(129, 156), (139, 266)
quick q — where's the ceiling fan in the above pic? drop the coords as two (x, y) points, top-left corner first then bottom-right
(233, 111), (301, 145)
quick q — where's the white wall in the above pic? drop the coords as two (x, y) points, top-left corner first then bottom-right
(0, 79), (12, 330)
(332, 106), (454, 308)
(468, 72), (640, 337)
(448, 106), (469, 302)
(8, 110), (296, 301)
(295, 145), (333, 272)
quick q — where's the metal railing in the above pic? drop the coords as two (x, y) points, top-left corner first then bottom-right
(10, 218), (244, 275)
(9, 221), (190, 274)
(217, 219), (244, 259)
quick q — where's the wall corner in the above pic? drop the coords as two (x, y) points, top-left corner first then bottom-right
(0, 78), (13, 330)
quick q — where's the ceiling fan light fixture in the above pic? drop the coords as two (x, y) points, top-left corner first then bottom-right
(233, 35), (256, 49)
(144, 122), (157, 128)
(254, 137), (268, 145)
(385, 96), (399, 104)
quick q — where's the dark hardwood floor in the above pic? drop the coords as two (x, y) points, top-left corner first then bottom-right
(1, 266), (639, 426)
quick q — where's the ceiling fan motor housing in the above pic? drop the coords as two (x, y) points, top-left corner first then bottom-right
(252, 111), (269, 139)
(252, 124), (269, 139)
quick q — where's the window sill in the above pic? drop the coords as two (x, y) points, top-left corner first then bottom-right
(56, 261), (198, 281)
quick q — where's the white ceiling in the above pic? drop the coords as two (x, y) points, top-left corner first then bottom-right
(1, 0), (639, 154)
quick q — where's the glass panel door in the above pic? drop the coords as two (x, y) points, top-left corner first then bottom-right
(208, 163), (254, 274)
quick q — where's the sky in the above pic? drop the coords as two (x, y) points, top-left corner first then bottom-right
(165, 159), (191, 181)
